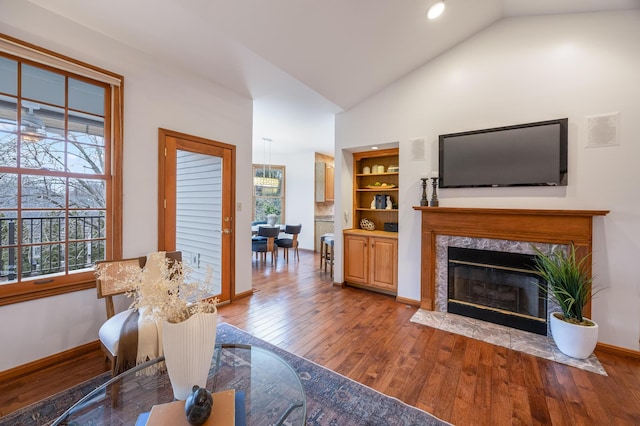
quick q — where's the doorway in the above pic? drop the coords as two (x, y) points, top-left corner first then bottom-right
(158, 129), (235, 303)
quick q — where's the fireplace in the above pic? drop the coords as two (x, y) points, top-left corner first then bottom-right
(413, 207), (609, 328)
(447, 247), (547, 335)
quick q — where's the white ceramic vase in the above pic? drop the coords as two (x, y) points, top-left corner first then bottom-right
(266, 214), (278, 226)
(549, 311), (598, 359)
(162, 309), (217, 400)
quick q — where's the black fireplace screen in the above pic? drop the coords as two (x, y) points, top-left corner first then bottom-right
(447, 247), (547, 335)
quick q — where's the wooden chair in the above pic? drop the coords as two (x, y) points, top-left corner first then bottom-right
(96, 256), (147, 377)
(251, 226), (280, 264)
(96, 251), (182, 377)
(275, 224), (302, 262)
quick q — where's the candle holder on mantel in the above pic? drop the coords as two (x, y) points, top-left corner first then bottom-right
(430, 177), (439, 207)
(419, 178), (429, 206)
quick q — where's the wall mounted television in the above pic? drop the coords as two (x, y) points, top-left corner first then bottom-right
(438, 118), (568, 188)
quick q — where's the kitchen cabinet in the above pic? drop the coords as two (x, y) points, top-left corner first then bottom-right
(315, 162), (334, 202)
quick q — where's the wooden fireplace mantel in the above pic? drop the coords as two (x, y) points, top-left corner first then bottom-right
(412, 207), (609, 313)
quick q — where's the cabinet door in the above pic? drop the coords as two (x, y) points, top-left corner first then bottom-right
(369, 237), (398, 290)
(344, 234), (368, 284)
(325, 165), (334, 202)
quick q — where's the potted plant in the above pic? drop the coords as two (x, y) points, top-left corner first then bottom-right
(263, 203), (280, 226)
(532, 244), (602, 359)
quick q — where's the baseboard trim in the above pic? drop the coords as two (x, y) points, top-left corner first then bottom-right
(395, 296), (421, 307)
(596, 342), (640, 360)
(0, 340), (101, 382)
(233, 289), (253, 300)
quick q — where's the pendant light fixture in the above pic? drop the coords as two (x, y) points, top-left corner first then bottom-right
(254, 137), (279, 188)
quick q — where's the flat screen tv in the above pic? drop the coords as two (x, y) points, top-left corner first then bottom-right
(439, 118), (568, 188)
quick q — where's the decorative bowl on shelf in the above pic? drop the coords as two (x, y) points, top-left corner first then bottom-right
(387, 166), (399, 172)
(364, 183), (396, 189)
(359, 218), (375, 231)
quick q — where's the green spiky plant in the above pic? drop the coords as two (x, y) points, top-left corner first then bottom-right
(532, 244), (599, 326)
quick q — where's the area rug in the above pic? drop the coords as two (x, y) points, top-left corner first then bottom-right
(410, 309), (606, 376)
(1, 323), (449, 425)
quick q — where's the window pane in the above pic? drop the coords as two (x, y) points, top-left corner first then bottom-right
(0, 95), (18, 131)
(0, 174), (18, 208)
(21, 64), (65, 106)
(21, 175), (66, 209)
(69, 78), (104, 116)
(0, 211), (18, 283)
(0, 57), (17, 96)
(20, 138), (66, 171)
(69, 178), (106, 209)
(67, 241), (92, 271)
(21, 102), (65, 141)
(0, 249), (18, 283)
(67, 143), (105, 174)
(21, 211), (65, 244)
(22, 243), (65, 277)
(255, 198), (282, 222)
(68, 210), (106, 241)
(0, 132), (17, 167)
(68, 110), (104, 144)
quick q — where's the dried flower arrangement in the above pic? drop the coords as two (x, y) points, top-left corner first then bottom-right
(96, 252), (218, 324)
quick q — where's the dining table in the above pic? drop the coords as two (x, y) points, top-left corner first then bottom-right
(251, 224), (285, 234)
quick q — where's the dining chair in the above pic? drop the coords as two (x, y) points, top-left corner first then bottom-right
(275, 224), (302, 262)
(251, 226), (280, 264)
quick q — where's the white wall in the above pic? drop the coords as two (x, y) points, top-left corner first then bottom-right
(267, 151), (316, 250)
(335, 11), (640, 351)
(0, 2), (254, 371)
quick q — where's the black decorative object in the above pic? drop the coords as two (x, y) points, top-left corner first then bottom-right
(420, 178), (429, 206)
(185, 385), (213, 426)
(430, 177), (439, 207)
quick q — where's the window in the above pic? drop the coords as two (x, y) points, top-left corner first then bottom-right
(252, 164), (285, 223)
(0, 35), (123, 305)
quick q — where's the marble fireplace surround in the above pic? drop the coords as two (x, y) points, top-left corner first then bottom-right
(413, 207), (609, 318)
(435, 235), (559, 334)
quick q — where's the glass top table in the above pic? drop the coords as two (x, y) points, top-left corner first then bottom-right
(53, 344), (306, 425)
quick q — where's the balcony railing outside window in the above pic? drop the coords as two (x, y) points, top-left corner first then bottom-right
(0, 214), (105, 283)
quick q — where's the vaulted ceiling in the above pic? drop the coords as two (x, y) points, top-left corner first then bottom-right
(24, 0), (640, 155)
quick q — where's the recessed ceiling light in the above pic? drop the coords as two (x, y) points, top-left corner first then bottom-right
(371, 146), (379, 150)
(427, 1), (445, 20)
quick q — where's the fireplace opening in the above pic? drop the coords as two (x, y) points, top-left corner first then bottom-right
(447, 247), (547, 335)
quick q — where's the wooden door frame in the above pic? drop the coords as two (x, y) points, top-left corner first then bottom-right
(158, 128), (236, 301)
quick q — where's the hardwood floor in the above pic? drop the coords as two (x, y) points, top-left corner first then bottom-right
(2, 249), (640, 424)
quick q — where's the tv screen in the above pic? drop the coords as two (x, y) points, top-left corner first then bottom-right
(439, 118), (568, 188)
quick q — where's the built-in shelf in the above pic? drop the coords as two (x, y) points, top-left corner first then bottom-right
(355, 172), (399, 177)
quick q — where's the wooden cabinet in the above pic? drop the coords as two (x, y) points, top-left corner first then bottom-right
(344, 230), (397, 293)
(315, 162), (334, 202)
(352, 149), (398, 231)
(344, 147), (399, 294)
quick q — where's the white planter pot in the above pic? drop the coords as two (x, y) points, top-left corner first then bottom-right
(162, 309), (217, 400)
(266, 214), (278, 226)
(549, 312), (598, 359)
